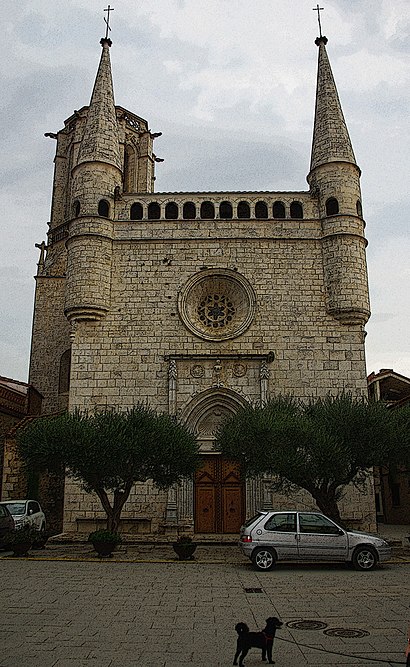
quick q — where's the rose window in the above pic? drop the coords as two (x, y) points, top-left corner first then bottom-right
(178, 269), (256, 341)
(198, 294), (236, 328)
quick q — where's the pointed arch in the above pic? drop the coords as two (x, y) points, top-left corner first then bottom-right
(180, 387), (249, 446)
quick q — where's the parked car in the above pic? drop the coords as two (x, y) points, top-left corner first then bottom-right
(0, 504), (15, 548)
(239, 510), (391, 571)
(0, 500), (46, 534)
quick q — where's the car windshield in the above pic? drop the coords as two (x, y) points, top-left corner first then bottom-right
(4, 503), (26, 516)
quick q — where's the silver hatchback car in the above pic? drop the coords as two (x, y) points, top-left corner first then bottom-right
(239, 511), (391, 571)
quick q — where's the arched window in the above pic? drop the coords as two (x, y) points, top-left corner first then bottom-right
(200, 201), (215, 219)
(148, 202), (161, 220)
(73, 200), (81, 218)
(255, 201), (268, 218)
(130, 202), (143, 220)
(219, 201), (233, 219)
(165, 202), (179, 220)
(326, 197), (339, 216)
(290, 201), (303, 219)
(58, 349), (71, 394)
(237, 201), (250, 219)
(273, 201), (285, 218)
(183, 202), (196, 220)
(98, 199), (110, 217)
(356, 200), (363, 217)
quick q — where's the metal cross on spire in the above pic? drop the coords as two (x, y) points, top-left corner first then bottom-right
(103, 5), (114, 39)
(312, 4), (324, 38)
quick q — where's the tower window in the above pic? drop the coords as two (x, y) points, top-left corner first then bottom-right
(290, 201), (303, 219)
(183, 202), (196, 220)
(130, 202), (143, 220)
(356, 200), (363, 217)
(255, 201), (268, 218)
(200, 201), (215, 219)
(73, 200), (81, 217)
(165, 202), (179, 220)
(148, 202), (161, 220)
(273, 201), (285, 218)
(219, 201), (233, 219)
(237, 201), (250, 219)
(98, 199), (110, 217)
(326, 197), (339, 216)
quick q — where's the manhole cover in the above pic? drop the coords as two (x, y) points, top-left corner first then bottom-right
(286, 620), (328, 631)
(244, 587), (263, 593)
(324, 628), (370, 639)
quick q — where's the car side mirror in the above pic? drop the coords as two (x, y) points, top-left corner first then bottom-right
(338, 529), (344, 536)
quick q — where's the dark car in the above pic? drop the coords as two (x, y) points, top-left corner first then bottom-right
(0, 503), (15, 548)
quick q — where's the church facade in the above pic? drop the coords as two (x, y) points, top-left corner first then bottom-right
(28, 33), (375, 535)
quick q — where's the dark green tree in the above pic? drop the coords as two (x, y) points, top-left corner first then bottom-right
(216, 393), (402, 523)
(18, 406), (200, 532)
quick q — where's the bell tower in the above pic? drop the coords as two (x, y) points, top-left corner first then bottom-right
(307, 35), (370, 326)
(64, 36), (120, 323)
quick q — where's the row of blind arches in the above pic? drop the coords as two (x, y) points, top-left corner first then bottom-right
(130, 200), (304, 221)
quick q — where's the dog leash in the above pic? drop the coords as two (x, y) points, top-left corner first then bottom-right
(277, 636), (406, 665)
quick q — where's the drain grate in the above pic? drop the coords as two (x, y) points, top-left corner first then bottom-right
(287, 620), (328, 631)
(244, 587), (264, 593)
(324, 628), (370, 639)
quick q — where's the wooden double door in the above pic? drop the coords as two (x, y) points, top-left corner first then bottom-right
(194, 456), (245, 533)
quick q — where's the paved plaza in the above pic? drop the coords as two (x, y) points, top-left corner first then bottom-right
(0, 547), (409, 666)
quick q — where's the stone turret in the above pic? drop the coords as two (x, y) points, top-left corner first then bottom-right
(64, 37), (121, 323)
(307, 37), (370, 325)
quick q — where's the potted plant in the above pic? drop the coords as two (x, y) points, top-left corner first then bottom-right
(32, 530), (49, 550)
(88, 529), (122, 557)
(7, 527), (37, 557)
(172, 534), (197, 561)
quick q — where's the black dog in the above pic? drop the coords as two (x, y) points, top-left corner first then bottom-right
(233, 617), (283, 666)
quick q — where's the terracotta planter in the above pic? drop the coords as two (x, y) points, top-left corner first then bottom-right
(172, 542), (197, 561)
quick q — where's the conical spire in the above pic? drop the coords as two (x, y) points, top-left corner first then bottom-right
(309, 37), (357, 172)
(77, 38), (122, 171)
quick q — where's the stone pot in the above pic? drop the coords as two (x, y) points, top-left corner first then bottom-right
(172, 542), (197, 561)
(91, 541), (116, 558)
(11, 541), (32, 557)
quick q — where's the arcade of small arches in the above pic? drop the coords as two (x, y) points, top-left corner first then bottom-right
(71, 196), (362, 221)
(129, 199), (303, 221)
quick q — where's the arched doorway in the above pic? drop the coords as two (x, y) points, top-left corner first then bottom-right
(181, 388), (248, 533)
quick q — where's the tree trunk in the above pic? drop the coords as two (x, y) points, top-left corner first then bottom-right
(94, 482), (133, 533)
(311, 488), (342, 525)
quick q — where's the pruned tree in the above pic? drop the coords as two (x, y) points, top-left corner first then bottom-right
(17, 406), (200, 532)
(216, 393), (401, 523)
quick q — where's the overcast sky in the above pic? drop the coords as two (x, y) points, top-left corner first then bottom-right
(1, 0), (409, 383)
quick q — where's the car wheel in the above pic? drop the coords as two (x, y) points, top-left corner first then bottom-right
(251, 547), (276, 571)
(352, 546), (378, 571)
